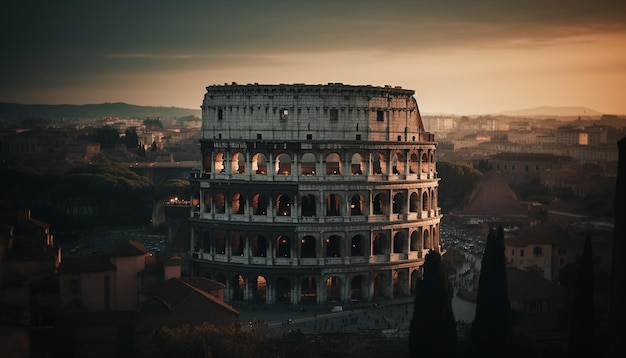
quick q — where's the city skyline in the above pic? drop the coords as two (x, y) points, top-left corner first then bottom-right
(1, 0), (625, 115)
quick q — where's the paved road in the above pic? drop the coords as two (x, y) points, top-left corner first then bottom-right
(237, 293), (475, 338)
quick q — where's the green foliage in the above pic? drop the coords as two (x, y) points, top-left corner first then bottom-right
(468, 225), (512, 358)
(49, 164), (154, 224)
(437, 161), (483, 211)
(156, 179), (191, 200)
(143, 118), (163, 129)
(94, 125), (121, 149)
(409, 250), (457, 358)
(153, 323), (272, 358)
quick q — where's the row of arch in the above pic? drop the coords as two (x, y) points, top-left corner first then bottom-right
(198, 268), (423, 304)
(192, 188), (438, 217)
(202, 149), (436, 177)
(192, 226), (440, 259)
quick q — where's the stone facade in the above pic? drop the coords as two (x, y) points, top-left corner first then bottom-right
(188, 83), (442, 304)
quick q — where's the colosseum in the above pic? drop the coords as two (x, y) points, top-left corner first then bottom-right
(188, 82), (441, 305)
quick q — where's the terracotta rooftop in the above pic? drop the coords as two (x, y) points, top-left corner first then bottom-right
(141, 277), (238, 316)
(180, 276), (226, 291)
(103, 240), (149, 257)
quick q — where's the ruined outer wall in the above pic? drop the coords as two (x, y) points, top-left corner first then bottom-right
(201, 83), (425, 142)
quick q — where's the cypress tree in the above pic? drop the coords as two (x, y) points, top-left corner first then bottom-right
(567, 232), (594, 357)
(468, 225), (512, 358)
(408, 249), (456, 358)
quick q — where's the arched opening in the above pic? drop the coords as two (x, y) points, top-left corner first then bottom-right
(231, 234), (244, 256)
(373, 193), (386, 215)
(326, 194), (341, 216)
(422, 191), (429, 211)
(373, 233), (388, 255)
(393, 232), (406, 254)
(351, 235), (364, 256)
(410, 230), (422, 256)
(424, 229), (432, 250)
(300, 236), (316, 258)
(430, 153), (435, 173)
(326, 153), (341, 175)
(301, 153), (316, 175)
(301, 194), (316, 216)
(350, 194), (363, 215)
(351, 153), (364, 175)
(410, 269), (421, 294)
(409, 153), (418, 174)
(276, 235), (291, 258)
(192, 192), (200, 211)
(202, 232), (211, 254)
(275, 194), (292, 216)
(203, 191), (211, 213)
(231, 152), (245, 174)
(326, 276), (341, 302)
(300, 277), (317, 303)
(372, 153), (384, 174)
(215, 232), (226, 255)
(392, 192), (405, 214)
(431, 188), (436, 213)
(421, 153), (428, 173)
(325, 235), (342, 257)
(231, 274), (245, 301)
(202, 152), (212, 172)
(409, 192), (419, 212)
(276, 277), (291, 303)
(252, 153), (268, 175)
(392, 271), (400, 295)
(276, 153), (292, 175)
(350, 276), (365, 301)
(252, 194), (268, 215)
(215, 152), (225, 173)
(215, 192), (226, 213)
(253, 275), (267, 303)
(373, 273), (386, 299)
(231, 193), (244, 214)
(250, 235), (267, 257)
(391, 152), (404, 175)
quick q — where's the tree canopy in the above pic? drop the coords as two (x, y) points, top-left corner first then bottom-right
(468, 225), (512, 358)
(437, 161), (483, 211)
(409, 249), (456, 358)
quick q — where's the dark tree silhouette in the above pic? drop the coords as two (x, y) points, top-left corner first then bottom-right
(567, 233), (594, 357)
(468, 225), (512, 358)
(125, 127), (139, 149)
(409, 249), (456, 358)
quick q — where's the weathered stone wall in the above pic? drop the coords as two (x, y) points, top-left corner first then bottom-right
(201, 83), (424, 142)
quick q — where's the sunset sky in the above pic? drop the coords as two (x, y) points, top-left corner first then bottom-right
(1, 0), (625, 115)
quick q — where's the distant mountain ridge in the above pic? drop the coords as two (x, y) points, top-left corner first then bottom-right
(0, 102), (201, 122)
(497, 106), (602, 117)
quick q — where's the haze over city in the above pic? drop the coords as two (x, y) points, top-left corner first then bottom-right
(2, 0), (626, 115)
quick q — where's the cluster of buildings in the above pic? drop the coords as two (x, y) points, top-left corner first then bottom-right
(2, 82), (623, 355)
(0, 209), (239, 356)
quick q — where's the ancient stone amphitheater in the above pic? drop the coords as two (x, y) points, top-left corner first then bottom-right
(188, 82), (441, 304)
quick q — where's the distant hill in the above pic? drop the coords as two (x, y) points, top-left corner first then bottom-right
(0, 102), (201, 122)
(498, 106), (602, 117)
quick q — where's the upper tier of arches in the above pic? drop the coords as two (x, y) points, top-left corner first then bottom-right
(200, 147), (437, 179)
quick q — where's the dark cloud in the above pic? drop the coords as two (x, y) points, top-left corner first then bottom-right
(1, 0), (625, 104)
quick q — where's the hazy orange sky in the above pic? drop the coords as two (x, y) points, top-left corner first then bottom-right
(1, 0), (625, 115)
